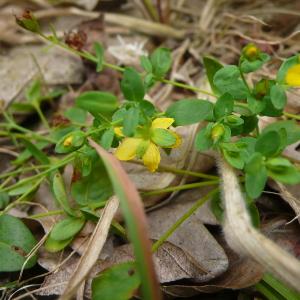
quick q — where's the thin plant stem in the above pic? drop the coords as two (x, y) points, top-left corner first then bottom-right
(142, 0), (159, 21)
(143, 180), (218, 196)
(283, 111), (300, 121)
(34, 104), (50, 130)
(29, 209), (64, 219)
(151, 188), (219, 252)
(157, 164), (218, 180)
(0, 165), (50, 180)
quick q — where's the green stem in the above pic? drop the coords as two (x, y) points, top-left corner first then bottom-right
(0, 164), (49, 180)
(161, 78), (216, 97)
(151, 188), (219, 252)
(1, 154), (75, 193)
(255, 282), (283, 300)
(34, 104), (50, 130)
(1, 176), (45, 215)
(29, 209), (64, 219)
(38, 33), (216, 99)
(283, 111), (300, 121)
(157, 165), (218, 180)
(143, 180), (218, 197)
(142, 0), (159, 21)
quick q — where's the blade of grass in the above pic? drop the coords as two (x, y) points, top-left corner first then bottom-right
(261, 273), (300, 300)
(89, 138), (162, 300)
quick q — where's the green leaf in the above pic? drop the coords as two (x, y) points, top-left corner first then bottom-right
(71, 161), (113, 206)
(21, 139), (50, 165)
(94, 42), (104, 72)
(262, 273), (300, 300)
(64, 107), (87, 124)
(246, 197), (260, 228)
(203, 56), (223, 95)
(140, 56), (152, 73)
(241, 59), (264, 73)
(262, 120), (300, 145)
(221, 144), (245, 169)
(255, 131), (281, 157)
(123, 107), (140, 136)
(247, 95), (266, 114)
(270, 85), (287, 110)
(100, 128), (115, 150)
(25, 79), (41, 104)
(76, 91), (118, 117)
(55, 130), (85, 154)
(0, 215), (37, 271)
(213, 93), (234, 120)
(44, 235), (73, 252)
(213, 65), (248, 99)
(210, 192), (224, 222)
(0, 192), (9, 209)
(241, 115), (259, 134)
(121, 67), (145, 102)
(277, 55), (299, 84)
(151, 128), (176, 147)
(92, 262), (140, 300)
(50, 217), (85, 241)
(166, 99), (214, 126)
(266, 157), (300, 185)
(245, 153), (267, 198)
(8, 181), (38, 196)
(150, 47), (172, 78)
(195, 125), (213, 151)
(52, 172), (76, 217)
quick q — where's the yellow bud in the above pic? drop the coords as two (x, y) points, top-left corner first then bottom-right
(211, 124), (225, 142)
(63, 136), (73, 147)
(243, 44), (260, 61)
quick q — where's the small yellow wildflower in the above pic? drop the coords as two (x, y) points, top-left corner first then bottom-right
(63, 136), (73, 147)
(115, 118), (181, 172)
(285, 64), (300, 87)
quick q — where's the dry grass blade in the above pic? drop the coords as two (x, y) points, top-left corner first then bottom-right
(60, 196), (119, 300)
(88, 138), (162, 300)
(219, 159), (300, 292)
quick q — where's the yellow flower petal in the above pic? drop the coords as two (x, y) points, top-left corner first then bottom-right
(114, 127), (124, 137)
(169, 131), (182, 148)
(151, 118), (174, 129)
(115, 138), (141, 161)
(286, 64), (300, 86)
(142, 142), (161, 172)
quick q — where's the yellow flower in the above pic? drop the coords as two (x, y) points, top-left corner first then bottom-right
(115, 118), (181, 172)
(285, 64), (300, 86)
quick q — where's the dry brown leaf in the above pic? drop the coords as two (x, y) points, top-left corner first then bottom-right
(147, 188), (228, 282)
(0, 46), (84, 106)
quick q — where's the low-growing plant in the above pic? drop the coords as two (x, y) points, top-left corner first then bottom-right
(0, 11), (300, 299)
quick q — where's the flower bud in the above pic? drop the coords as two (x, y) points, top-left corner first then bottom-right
(243, 43), (260, 61)
(15, 10), (40, 33)
(211, 124), (225, 142)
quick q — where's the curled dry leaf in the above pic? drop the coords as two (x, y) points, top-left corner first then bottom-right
(147, 187), (228, 282)
(220, 158), (300, 293)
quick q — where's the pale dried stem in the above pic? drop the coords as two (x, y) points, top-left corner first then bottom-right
(219, 158), (300, 292)
(60, 196), (119, 300)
